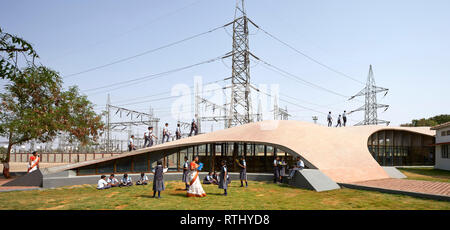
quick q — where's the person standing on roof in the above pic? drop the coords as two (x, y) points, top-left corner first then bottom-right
(128, 135), (136, 151)
(327, 111), (333, 127)
(336, 115), (342, 127)
(162, 123), (171, 143)
(189, 119), (198, 136)
(342, 111), (347, 127)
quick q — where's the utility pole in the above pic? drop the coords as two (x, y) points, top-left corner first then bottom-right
(228, 0), (252, 127)
(349, 65), (390, 126)
(106, 94), (111, 153)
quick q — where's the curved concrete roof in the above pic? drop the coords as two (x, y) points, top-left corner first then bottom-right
(46, 120), (435, 183)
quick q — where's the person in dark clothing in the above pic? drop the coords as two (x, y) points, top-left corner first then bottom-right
(336, 115), (342, 127)
(342, 111), (347, 127)
(189, 119), (198, 136)
(327, 111), (333, 127)
(218, 160), (228, 196)
(152, 160), (165, 198)
(175, 123), (182, 140)
(237, 156), (248, 187)
(273, 156), (280, 183)
(182, 156), (190, 190)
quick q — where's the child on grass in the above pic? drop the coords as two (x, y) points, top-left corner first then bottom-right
(152, 160), (165, 198)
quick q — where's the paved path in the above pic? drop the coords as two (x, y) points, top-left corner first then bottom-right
(0, 178), (40, 192)
(344, 178), (450, 200)
(0, 162), (68, 173)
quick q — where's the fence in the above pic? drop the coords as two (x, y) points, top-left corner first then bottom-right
(10, 152), (122, 163)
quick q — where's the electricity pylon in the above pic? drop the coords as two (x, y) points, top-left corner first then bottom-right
(349, 65), (390, 126)
(228, 0), (252, 127)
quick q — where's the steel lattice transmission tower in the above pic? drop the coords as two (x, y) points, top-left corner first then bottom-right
(349, 65), (390, 126)
(228, 0), (253, 128)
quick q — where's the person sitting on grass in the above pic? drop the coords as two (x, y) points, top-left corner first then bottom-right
(152, 160), (165, 198)
(97, 175), (111, 190)
(107, 174), (119, 187)
(136, 172), (149, 185)
(203, 171), (218, 185)
(120, 173), (133, 187)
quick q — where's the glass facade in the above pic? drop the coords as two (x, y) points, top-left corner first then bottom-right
(76, 142), (295, 175)
(367, 130), (435, 166)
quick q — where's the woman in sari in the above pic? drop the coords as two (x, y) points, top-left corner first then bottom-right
(187, 156), (206, 197)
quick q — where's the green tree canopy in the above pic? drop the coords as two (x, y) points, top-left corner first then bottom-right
(400, 114), (450, 127)
(0, 27), (38, 80)
(0, 27), (103, 164)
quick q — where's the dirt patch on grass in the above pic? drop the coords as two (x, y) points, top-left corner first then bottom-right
(321, 198), (341, 206)
(115, 204), (128, 210)
(106, 192), (119, 198)
(44, 205), (66, 210)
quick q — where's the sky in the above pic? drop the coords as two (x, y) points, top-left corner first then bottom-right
(1, 0), (450, 142)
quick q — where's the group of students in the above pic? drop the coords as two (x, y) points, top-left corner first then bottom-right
(200, 157), (248, 187)
(96, 161), (166, 198)
(327, 111), (347, 127)
(181, 155), (236, 197)
(273, 156), (305, 183)
(128, 120), (199, 152)
(97, 154), (307, 198)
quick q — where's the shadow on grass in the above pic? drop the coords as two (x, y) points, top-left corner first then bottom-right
(139, 195), (156, 199)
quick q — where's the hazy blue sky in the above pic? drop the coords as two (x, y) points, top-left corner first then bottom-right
(1, 0), (449, 136)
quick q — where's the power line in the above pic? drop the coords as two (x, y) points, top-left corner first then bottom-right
(64, 23), (233, 78)
(255, 56), (350, 98)
(82, 53), (230, 96)
(248, 19), (365, 85)
(108, 78), (228, 105)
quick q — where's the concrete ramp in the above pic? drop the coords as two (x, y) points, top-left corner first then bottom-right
(288, 169), (340, 192)
(382, 167), (407, 179)
(2, 169), (43, 187)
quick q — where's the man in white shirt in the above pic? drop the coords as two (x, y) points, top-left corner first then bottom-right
(327, 111), (333, 127)
(162, 123), (170, 143)
(97, 175), (111, 190)
(128, 135), (135, 151)
(107, 174), (119, 187)
(175, 123), (182, 140)
(120, 173), (133, 187)
(143, 127), (151, 147)
(148, 126), (158, 146)
(336, 115), (342, 127)
(136, 172), (149, 185)
(289, 156), (305, 179)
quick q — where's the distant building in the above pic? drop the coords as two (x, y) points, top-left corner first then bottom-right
(431, 122), (450, 170)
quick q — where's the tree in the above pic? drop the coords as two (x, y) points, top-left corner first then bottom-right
(400, 114), (450, 127)
(0, 27), (103, 178)
(0, 27), (38, 80)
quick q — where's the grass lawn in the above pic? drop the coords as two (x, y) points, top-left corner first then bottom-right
(0, 181), (449, 210)
(398, 167), (450, 183)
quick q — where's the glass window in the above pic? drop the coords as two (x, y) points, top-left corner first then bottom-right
(442, 145), (449, 159)
(378, 132), (385, 145)
(116, 158), (132, 173)
(97, 161), (114, 174)
(447, 130), (450, 136)
(77, 165), (96, 175)
(133, 154), (148, 172)
(442, 131), (446, 136)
